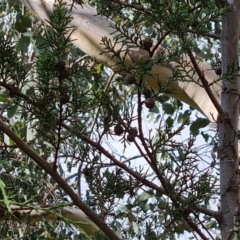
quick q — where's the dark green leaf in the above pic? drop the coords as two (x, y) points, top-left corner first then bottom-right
(16, 36), (30, 51)
(7, 105), (18, 118)
(15, 15), (31, 33)
(177, 110), (191, 124)
(190, 118), (209, 136)
(166, 116), (174, 128)
(162, 103), (175, 114)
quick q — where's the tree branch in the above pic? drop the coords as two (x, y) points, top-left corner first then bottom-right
(0, 205), (98, 235)
(188, 50), (225, 118)
(20, 0), (220, 122)
(0, 119), (121, 239)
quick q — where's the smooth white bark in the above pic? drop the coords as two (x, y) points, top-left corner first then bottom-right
(20, 0), (220, 122)
(1, 205), (98, 236)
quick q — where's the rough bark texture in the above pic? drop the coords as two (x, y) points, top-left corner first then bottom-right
(219, 1), (240, 239)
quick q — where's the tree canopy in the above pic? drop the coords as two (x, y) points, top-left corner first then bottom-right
(0, 0), (239, 239)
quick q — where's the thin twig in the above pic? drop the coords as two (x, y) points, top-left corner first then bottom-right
(77, 161), (83, 197)
(188, 50), (225, 117)
(61, 122), (166, 194)
(42, 173), (78, 204)
(61, 122), (219, 219)
(151, 31), (170, 57)
(0, 119), (121, 240)
(89, 72), (115, 134)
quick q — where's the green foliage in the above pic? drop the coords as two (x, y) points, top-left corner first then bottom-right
(15, 15), (32, 33)
(0, 0), (221, 239)
(190, 117), (210, 136)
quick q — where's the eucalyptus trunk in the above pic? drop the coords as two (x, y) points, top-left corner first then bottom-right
(219, 1), (240, 239)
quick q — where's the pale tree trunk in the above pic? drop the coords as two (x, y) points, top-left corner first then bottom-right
(0, 206), (98, 236)
(19, 0), (220, 121)
(219, 1), (240, 239)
